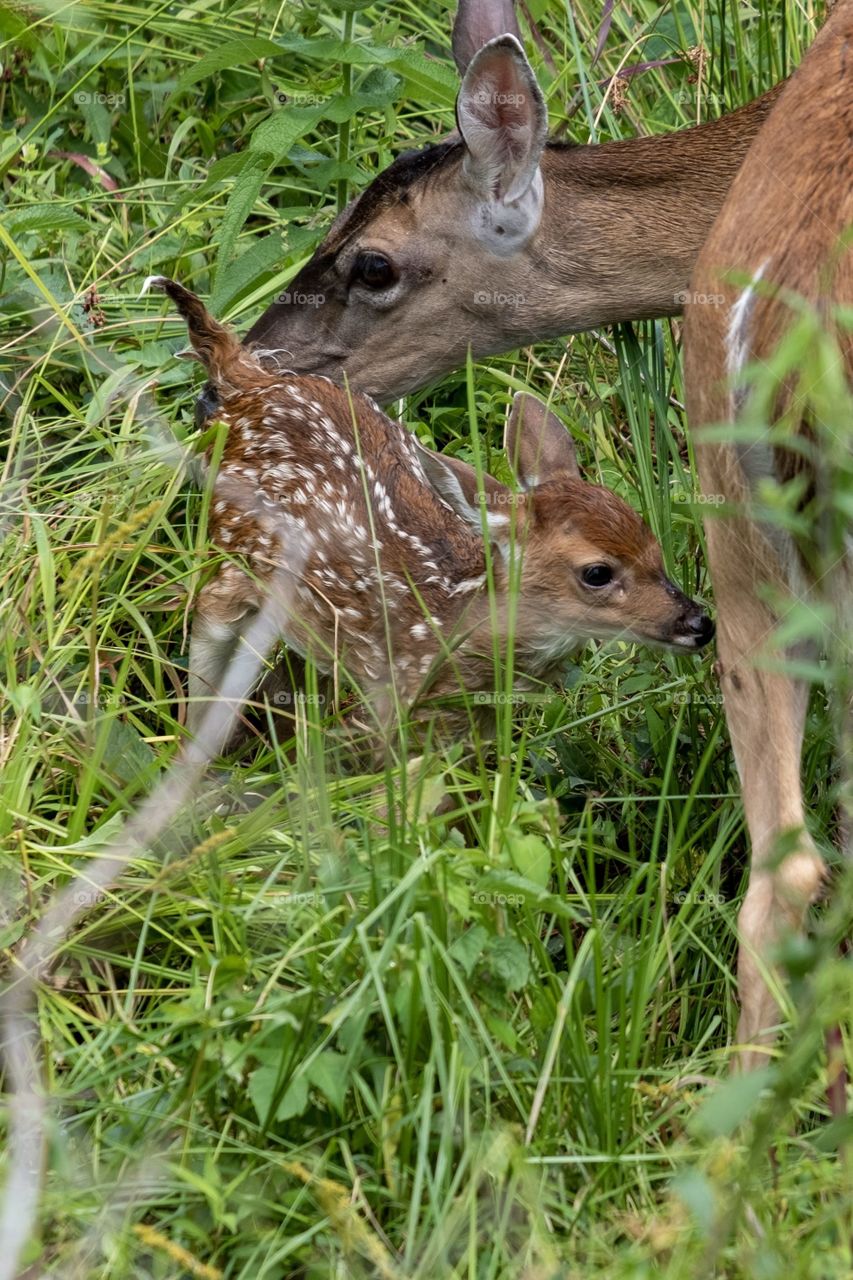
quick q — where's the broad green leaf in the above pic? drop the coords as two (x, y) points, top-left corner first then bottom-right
(171, 37), (285, 99)
(176, 151), (261, 211)
(688, 1066), (775, 1139)
(284, 224), (331, 258)
(0, 3), (36, 44)
(248, 1065), (309, 1125)
(274, 35), (397, 66)
(248, 105), (326, 160)
(486, 936), (530, 991)
(323, 67), (401, 119)
(307, 1051), (349, 1114)
(449, 924), (488, 976)
(2, 204), (90, 235)
(271, 37), (457, 104)
(645, 703), (666, 746)
(274, 1076), (310, 1122)
(78, 97), (112, 148)
(102, 720), (157, 787)
(444, 877), (471, 918)
(483, 1013), (517, 1051)
(209, 954), (249, 992)
(385, 49), (457, 105)
(63, 812), (127, 850)
(813, 1114), (853, 1152)
(214, 158), (269, 277)
(0, 129), (22, 179)
(506, 832), (551, 889)
(210, 232), (285, 314)
(406, 767), (448, 823)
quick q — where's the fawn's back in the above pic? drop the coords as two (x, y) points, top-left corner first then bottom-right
(206, 371), (488, 692)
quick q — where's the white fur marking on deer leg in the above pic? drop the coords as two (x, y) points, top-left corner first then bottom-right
(725, 258), (769, 386)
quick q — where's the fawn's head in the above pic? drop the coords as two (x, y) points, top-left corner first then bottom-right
(421, 394), (715, 663)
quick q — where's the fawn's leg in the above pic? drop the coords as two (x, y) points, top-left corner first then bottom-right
(702, 487), (827, 1071)
(238, 654), (335, 753)
(186, 569), (267, 737)
(191, 624), (334, 753)
(187, 610), (253, 736)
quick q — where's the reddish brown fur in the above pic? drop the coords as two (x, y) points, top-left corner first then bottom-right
(684, 0), (853, 1067)
(207, 375), (486, 648)
(145, 278), (712, 739)
(198, 378), (701, 722)
(530, 481), (659, 567)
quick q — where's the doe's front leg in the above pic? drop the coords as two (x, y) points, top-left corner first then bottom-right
(702, 498), (827, 1071)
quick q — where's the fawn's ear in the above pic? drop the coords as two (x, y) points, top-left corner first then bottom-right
(505, 392), (580, 489)
(415, 443), (512, 538)
(457, 36), (547, 211)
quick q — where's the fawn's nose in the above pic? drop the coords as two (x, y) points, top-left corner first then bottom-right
(682, 610), (716, 648)
(664, 578), (715, 650)
(195, 381), (220, 427)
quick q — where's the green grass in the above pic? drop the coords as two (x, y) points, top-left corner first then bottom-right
(1, 1), (851, 1276)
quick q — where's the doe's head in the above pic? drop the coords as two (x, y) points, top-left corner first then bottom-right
(239, 2), (551, 402)
(420, 393), (715, 659)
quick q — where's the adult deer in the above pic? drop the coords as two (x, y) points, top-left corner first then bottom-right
(685, 1), (852, 1068)
(144, 276), (713, 741)
(230, 0), (784, 403)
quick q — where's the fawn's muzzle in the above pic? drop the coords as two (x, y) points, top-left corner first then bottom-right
(657, 578), (715, 651)
(673, 605), (715, 650)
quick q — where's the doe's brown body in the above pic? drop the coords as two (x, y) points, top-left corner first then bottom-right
(685, 0), (853, 1068)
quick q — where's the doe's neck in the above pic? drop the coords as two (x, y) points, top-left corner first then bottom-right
(521, 86), (784, 335)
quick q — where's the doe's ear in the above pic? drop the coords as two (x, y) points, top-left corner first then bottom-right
(457, 35), (547, 206)
(452, 0), (523, 74)
(415, 442), (512, 540)
(505, 392), (581, 489)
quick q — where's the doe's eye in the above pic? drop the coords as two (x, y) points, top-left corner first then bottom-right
(351, 250), (396, 290)
(581, 564), (614, 588)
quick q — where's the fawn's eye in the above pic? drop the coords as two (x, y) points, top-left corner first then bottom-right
(351, 251), (396, 290)
(581, 564), (614, 588)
